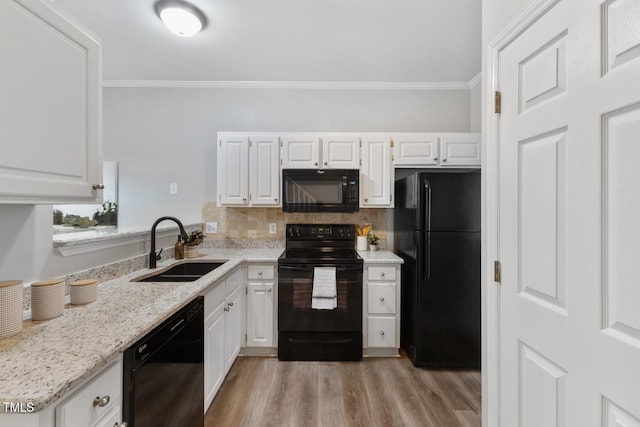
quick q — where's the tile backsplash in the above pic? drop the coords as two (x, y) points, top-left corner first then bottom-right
(202, 203), (388, 243)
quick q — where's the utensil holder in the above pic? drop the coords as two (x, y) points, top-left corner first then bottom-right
(70, 279), (97, 305)
(185, 244), (201, 258)
(31, 278), (65, 321)
(0, 280), (23, 339)
(356, 236), (367, 251)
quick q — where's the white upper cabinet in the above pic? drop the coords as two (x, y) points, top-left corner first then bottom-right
(392, 133), (440, 166)
(217, 135), (249, 205)
(249, 135), (280, 205)
(393, 132), (480, 167)
(360, 135), (394, 208)
(440, 133), (481, 166)
(280, 134), (321, 168)
(321, 134), (360, 169)
(0, 0), (102, 204)
(217, 133), (280, 207)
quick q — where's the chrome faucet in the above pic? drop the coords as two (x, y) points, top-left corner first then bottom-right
(149, 216), (190, 269)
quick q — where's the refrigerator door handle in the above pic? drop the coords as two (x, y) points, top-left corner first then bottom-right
(425, 232), (431, 281)
(424, 182), (432, 231)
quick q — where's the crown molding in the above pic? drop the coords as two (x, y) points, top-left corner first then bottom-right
(102, 80), (473, 90)
(468, 72), (482, 89)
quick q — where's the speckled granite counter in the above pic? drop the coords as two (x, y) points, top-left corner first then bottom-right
(357, 250), (404, 263)
(0, 248), (282, 413)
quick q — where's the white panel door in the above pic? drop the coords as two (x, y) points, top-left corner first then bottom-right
(204, 302), (225, 410)
(225, 286), (242, 372)
(440, 133), (481, 166)
(246, 282), (274, 347)
(281, 134), (320, 168)
(321, 134), (360, 169)
(361, 135), (393, 207)
(497, 0), (640, 425)
(0, 0), (102, 204)
(392, 133), (440, 166)
(249, 135), (280, 206)
(217, 135), (249, 205)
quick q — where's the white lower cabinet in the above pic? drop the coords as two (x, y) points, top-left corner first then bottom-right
(363, 263), (401, 351)
(204, 268), (243, 411)
(246, 264), (276, 348)
(54, 357), (123, 427)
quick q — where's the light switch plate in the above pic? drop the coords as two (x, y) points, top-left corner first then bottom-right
(169, 182), (178, 195)
(269, 223), (277, 234)
(206, 222), (218, 234)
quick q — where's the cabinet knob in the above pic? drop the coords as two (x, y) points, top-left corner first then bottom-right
(324, 161), (328, 166)
(274, 197), (278, 202)
(433, 157), (438, 161)
(258, 271), (263, 275)
(267, 288), (272, 293)
(442, 158), (447, 162)
(364, 198), (368, 202)
(379, 297), (385, 302)
(314, 162), (318, 166)
(92, 184), (104, 190)
(224, 307), (230, 312)
(242, 198), (247, 202)
(93, 395), (110, 407)
(379, 331), (385, 336)
(380, 272), (385, 277)
(228, 302), (234, 307)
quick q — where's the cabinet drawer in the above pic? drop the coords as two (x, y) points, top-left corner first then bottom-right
(56, 359), (122, 427)
(248, 265), (274, 280)
(367, 317), (396, 348)
(367, 283), (396, 314)
(225, 268), (243, 295)
(205, 281), (225, 316)
(367, 266), (396, 281)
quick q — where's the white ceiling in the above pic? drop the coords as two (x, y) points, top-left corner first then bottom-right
(50, 0), (481, 83)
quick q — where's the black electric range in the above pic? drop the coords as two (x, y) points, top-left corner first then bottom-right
(277, 224), (363, 361)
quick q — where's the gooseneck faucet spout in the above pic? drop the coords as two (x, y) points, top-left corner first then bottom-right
(149, 216), (189, 269)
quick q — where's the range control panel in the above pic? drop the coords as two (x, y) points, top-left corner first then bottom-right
(286, 224), (355, 240)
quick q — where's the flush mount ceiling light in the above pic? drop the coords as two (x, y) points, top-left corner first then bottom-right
(155, 0), (208, 37)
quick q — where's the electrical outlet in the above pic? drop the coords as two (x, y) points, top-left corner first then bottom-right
(169, 182), (178, 195)
(269, 223), (277, 234)
(205, 222), (218, 234)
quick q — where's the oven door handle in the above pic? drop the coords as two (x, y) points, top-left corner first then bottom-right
(278, 264), (362, 272)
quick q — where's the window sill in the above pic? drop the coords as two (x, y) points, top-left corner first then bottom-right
(53, 223), (203, 256)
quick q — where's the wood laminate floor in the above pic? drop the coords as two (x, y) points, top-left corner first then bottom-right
(205, 356), (481, 427)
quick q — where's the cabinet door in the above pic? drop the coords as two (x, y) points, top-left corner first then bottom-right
(93, 405), (122, 427)
(0, 0), (102, 204)
(281, 134), (320, 168)
(246, 282), (274, 347)
(217, 135), (249, 205)
(440, 133), (481, 166)
(321, 134), (360, 169)
(393, 133), (440, 166)
(225, 286), (242, 371)
(361, 135), (393, 207)
(249, 135), (280, 206)
(204, 302), (226, 411)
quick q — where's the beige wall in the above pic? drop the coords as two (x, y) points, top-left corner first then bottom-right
(202, 204), (388, 245)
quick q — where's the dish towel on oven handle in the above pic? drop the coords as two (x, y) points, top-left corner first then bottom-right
(312, 267), (337, 310)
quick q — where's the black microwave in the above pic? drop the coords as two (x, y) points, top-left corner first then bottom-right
(282, 169), (359, 213)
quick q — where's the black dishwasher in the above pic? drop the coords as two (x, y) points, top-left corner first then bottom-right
(123, 297), (204, 427)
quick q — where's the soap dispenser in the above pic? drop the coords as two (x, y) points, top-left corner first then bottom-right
(174, 235), (185, 260)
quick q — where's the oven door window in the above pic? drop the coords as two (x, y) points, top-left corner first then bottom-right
(278, 265), (362, 333)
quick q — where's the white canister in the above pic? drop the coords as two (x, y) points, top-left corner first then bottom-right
(70, 279), (97, 305)
(31, 278), (65, 321)
(356, 236), (368, 251)
(0, 280), (23, 339)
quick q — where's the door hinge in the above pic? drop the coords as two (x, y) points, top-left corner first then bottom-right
(280, 139), (283, 147)
(359, 159), (362, 166)
(390, 138), (394, 148)
(249, 138), (252, 147)
(245, 333), (247, 343)
(245, 287), (247, 295)
(249, 193), (252, 201)
(390, 194), (393, 202)
(359, 139), (362, 148)
(494, 91), (502, 114)
(494, 260), (501, 283)
(219, 140), (222, 147)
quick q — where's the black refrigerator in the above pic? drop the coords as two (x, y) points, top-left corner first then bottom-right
(394, 170), (480, 368)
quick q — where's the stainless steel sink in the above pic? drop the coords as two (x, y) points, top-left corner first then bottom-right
(134, 261), (226, 282)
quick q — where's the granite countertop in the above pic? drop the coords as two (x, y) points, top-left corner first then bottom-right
(0, 248), (282, 413)
(357, 250), (404, 263)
